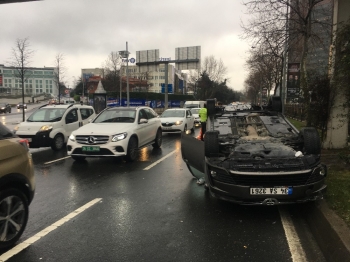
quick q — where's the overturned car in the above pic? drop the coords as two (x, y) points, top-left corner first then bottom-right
(181, 98), (327, 205)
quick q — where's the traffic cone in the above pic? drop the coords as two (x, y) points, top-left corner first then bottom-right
(197, 128), (202, 140)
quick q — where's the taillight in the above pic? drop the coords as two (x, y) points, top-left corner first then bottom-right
(18, 139), (29, 151)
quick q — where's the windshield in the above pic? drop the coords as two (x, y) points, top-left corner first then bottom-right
(190, 108), (200, 114)
(160, 110), (185, 118)
(0, 103), (6, 107)
(93, 109), (136, 123)
(27, 108), (66, 122)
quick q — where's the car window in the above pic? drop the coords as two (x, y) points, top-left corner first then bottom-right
(0, 123), (14, 139)
(80, 108), (93, 120)
(65, 109), (78, 123)
(138, 109), (148, 121)
(190, 108), (200, 114)
(27, 108), (65, 122)
(161, 110), (185, 118)
(93, 109), (135, 123)
(144, 108), (156, 119)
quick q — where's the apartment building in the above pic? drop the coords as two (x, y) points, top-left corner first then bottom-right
(0, 64), (57, 96)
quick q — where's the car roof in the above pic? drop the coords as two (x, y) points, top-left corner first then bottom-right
(41, 104), (93, 109)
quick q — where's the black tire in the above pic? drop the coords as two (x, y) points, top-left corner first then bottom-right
(190, 127), (195, 134)
(51, 134), (65, 151)
(71, 155), (86, 161)
(125, 137), (138, 162)
(207, 99), (216, 116)
(0, 188), (29, 250)
(300, 127), (321, 155)
(183, 124), (187, 133)
(152, 129), (162, 148)
(204, 131), (220, 157)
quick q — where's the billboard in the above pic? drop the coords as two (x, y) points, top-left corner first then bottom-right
(136, 49), (159, 73)
(287, 63), (300, 100)
(175, 46), (201, 70)
(161, 84), (173, 94)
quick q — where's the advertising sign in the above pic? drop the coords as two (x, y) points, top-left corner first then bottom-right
(161, 84), (173, 94)
(175, 46), (201, 70)
(287, 63), (301, 100)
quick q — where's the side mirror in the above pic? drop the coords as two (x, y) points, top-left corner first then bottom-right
(139, 118), (148, 124)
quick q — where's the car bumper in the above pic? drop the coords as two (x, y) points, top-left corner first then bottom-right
(17, 130), (53, 148)
(67, 140), (129, 157)
(204, 161), (327, 205)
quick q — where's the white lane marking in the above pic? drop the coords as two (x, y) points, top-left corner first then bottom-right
(44, 156), (71, 165)
(279, 207), (308, 262)
(143, 150), (177, 170)
(0, 198), (102, 261)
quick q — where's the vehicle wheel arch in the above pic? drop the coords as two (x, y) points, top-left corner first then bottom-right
(0, 174), (32, 204)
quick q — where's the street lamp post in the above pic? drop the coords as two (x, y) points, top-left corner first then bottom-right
(119, 42), (130, 107)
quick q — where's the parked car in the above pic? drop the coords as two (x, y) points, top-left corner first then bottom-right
(181, 97), (327, 205)
(17, 102), (27, 109)
(160, 108), (195, 133)
(190, 108), (201, 127)
(67, 106), (162, 162)
(0, 123), (35, 250)
(0, 103), (11, 113)
(14, 103), (96, 151)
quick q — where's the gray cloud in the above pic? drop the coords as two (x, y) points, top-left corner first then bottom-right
(0, 0), (250, 90)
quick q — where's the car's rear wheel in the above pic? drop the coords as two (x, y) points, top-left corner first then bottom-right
(51, 134), (64, 151)
(204, 131), (220, 157)
(71, 155), (86, 161)
(300, 127), (321, 155)
(0, 188), (29, 250)
(152, 129), (162, 148)
(125, 137), (138, 162)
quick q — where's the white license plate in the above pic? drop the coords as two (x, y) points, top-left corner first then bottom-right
(250, 187), (293, 195)
(26, 138), (32, 142)
(163, 127), (171, 130)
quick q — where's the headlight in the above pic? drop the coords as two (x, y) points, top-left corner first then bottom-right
(313, 165), (327, 177)
(175, 121), (183, 125)
(39, 125), (53, 132)
(69, 134), (75, 142)
(112, 132), (127, 142)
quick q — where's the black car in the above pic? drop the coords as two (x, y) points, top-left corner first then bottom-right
(17, 102), (27, 109)
(0, 103), (11, 113)
(181, 97), (327, 205)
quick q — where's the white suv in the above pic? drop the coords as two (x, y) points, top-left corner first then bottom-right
(15, 104), (96, 151)
(67, 106), (162, 161)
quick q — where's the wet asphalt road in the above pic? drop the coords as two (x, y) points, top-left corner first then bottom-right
(0, 107), (326, 262)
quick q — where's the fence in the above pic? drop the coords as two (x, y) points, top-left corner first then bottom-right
(284, 104), (306, 122)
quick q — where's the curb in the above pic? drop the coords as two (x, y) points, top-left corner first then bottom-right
(302, 200), (350, 262)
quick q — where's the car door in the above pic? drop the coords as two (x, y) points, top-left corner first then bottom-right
(64, 109), (80, 140)
(79, 108), (95, 125)
(144, 108), (159, 141)
(136, 109), (152, 146)
(180, 133), (205, 179)
(186, 109), (194, 129)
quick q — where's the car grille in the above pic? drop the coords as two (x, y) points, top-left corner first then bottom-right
(72, 148), (114, 155)
(211, 169), (322, 186)
(162, 123), (174, 127)
(229, 159), (305, 172)
(75, 135), (109, 145)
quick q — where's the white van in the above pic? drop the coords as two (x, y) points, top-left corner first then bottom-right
(14, 104), (96, 151)
(183, 101), (205, 109)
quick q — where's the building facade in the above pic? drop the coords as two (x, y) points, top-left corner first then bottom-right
(0, 64), (57, 97)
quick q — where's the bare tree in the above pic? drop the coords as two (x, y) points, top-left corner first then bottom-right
(53, 53), (66, 104)
(104, 51), (122, 95)
(8, 38), (34, 121)
(201, 55), (228, 83)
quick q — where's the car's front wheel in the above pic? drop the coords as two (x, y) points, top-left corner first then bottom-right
(0, 188), (29, 250)
(183, 124), (187, 133)
(51, 134), (65, 151)
(125, 137), (138, 162)
(152, 129), (162, 148)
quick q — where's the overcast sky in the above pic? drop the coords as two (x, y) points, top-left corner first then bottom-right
(0, 0), (251, 91)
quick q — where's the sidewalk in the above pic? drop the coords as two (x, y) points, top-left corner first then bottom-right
(301, 200), (350, 262)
